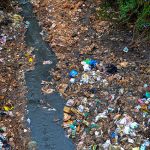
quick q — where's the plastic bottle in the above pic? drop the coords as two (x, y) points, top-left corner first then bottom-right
(82, 120), (90, 126)
(69, 70), (78, 78)
(72, 129), (76, 138)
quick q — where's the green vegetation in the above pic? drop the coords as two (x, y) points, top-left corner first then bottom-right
(118, 0), (150, 30)
(98, 0), (150, 35)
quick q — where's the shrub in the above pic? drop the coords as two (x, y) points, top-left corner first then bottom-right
(118, 0), (150, 30)
(98, 0), (150, 37)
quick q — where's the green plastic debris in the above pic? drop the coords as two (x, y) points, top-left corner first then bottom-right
(84, 112), (89, 118)
(90, 124), (99, 129)
(146, 91), (150, 98)
(84, 59), (91, 65)
(71, 129), (76, 138)
(91, 144), (98, 150)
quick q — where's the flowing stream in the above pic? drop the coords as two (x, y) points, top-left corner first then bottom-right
(18, 1), (75, 149)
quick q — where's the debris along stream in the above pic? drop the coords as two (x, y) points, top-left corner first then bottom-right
(18, 1), (75, 149)
(30, 0), (150, 150)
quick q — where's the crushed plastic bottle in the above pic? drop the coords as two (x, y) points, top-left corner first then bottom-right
(123, 46), (129, 52)
(69, 69), (78, 78)
(81, 59), (97, 71)
(140, 140), (150, 150)
(70, 78), (76, 83)
(145, 91), (150, 98)
(81, 73), (89, 83)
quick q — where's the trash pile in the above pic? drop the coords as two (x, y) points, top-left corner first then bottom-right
(31, 0), (150, 149)
(0, 127), (12, 149)
(58, 59), (150, 150)
(0, 4), (31, 149)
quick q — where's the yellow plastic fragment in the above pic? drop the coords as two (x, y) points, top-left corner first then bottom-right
(64, 106), (71, 113)
(25, 53), (30, 57)
(132, 147), (139, 150)
(28, 57), (33, 63)
(3, 106), (14, 111)
(12, 14), (22, 22)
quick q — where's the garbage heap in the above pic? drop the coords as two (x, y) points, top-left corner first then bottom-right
(53, 58), (149, 150)
(31, 0), (150, 150)
(0, 4), (31, 150)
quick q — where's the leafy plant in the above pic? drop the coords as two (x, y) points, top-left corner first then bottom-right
(97, 1), (117, 21)
(136, 4), (150, 30)
(118, 0), (150, 30)
(118, 0), (138, 21)
(98, 0), (150, 39)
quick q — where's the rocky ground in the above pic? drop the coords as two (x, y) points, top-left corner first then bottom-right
(0, 2), (34, 149)
(31, 0), (150, 150)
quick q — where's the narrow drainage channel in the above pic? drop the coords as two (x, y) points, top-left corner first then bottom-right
(18, 1), (75, 150)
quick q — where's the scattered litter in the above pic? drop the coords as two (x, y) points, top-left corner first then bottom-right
(123, 46), (129, 52)
(69, 69), (78, 78)
(0, 4), (31, 149)
(25, 21), (30, 28)
(48, 108), (56, 111)
(41, 87), (54, 94)
(43, 60), (52, 65)
(27, 118), (31, 124)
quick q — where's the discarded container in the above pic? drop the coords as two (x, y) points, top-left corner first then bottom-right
(12, 14), (22, 22)
(83, 59), (91, 65)
(69, 124), (76, 130)
(81, 73), (89, 83)
(0, 141), (3, 149)
(89, 124), (99, 129)
(43, 60), (52, 65)
(64, 106), (71, 113)
(81, 59), (97, 71)
(89, 59), (97, 68)
(102, 139), (111, 149)
(82, 120), (89, 126)
(145, 91), (150, 98)
(2, 143), (12, 150)
(66, 99), (75, 107)
(25, 21), (30, 28)
(132, 147), (140, 150)
(63, 120), (73, 128)
(71, 129), (76, 138)
(70, 78), (76, 83)
(77, 105), (84, 112)
(140, 144), (146, 150)
(110, 131), (118, 144)
(70, 108), (83, 116)
(123, 46), (129, 52)
(83, 64), (91, 71)
(69, 69), (78, 78)
(28, 57), (33, 63)
(3, 103), (14, 111)
(130, 122), (138, 129)
(123, 126), (130, 135)
(64, 113), (71, 121)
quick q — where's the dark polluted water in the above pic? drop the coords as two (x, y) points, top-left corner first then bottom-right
(18, 1), (75, 149)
